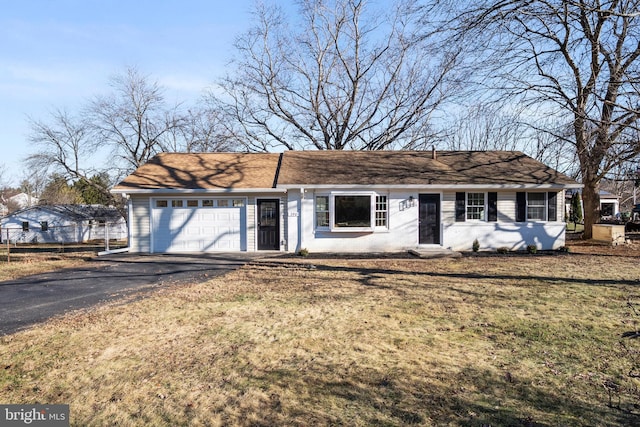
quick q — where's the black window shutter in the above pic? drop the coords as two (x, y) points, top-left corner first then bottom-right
(547, 192), (557, 221)
(488, 192), (498, 222)
(455, 192), (466, 222)
(516, 192), (526, 222)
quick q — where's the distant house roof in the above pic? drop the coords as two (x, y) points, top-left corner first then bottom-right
(2, 205), (123, 222)
(8, 192), (38, 208)
(113, 150), (580, 192)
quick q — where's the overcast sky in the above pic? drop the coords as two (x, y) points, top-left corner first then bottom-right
(0, 0), (261, 184)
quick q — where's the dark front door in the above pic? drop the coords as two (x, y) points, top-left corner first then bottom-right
(419, 194), (441, 245)
(257, 199), (280, 250)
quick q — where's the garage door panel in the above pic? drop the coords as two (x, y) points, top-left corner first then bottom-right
(152, 203), (246, 253)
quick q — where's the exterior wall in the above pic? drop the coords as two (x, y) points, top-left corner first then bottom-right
(288, 189), (567, 253)
(129, 196), (151, 252)
(443, 222), (566, 251)
(0, 209), (126, 244)
(128, 192), (285, 253)
(442, 190), (566, 251)
(292, 189), (420, 253)
(128, 189), (568, 253)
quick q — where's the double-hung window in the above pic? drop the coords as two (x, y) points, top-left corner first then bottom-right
(516, 192), (558, 222)
(466, 193), (485, 220)
(315, 196), (329, 227)
(526, 193), (546, 220)
(375, 196), (388, 227)
(315, 193), (388, 231)
(456, 192), (497, 222)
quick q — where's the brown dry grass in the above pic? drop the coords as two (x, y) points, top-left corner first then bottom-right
(1, 243), (640, 426)
(0, 250), (94, 281)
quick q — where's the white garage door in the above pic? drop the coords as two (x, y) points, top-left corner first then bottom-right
(151, 198), (246, 252)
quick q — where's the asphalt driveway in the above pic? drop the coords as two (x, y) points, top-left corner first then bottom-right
(0, 253), (262, 335)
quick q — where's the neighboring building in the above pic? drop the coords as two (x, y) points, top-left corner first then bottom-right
(112, 151), (581, 253)
(599, 191), (620, 219)
(0, 192), (38, 217)
(0, 205), (127, 244)
(7, 192), (38, 209)
(565, 189), (621, 222)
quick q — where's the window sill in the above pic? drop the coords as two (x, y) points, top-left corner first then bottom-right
(315, 227), (379, 233)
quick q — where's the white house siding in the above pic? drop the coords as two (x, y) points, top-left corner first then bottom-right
(443, 222), (566, 251)
(498, 192), (517, 222)
(286, 191), (302, 252)
(1, 207), (127, 244)
(128, 193), (287, 253)
(292, 189), (419, 253)
(129, 196), (151, 252)
(287, 189), (567, 253)
(442, 190), (566, 251)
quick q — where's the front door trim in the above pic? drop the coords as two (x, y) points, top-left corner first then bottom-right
(257, 198), (280, 250)
(418, 193), (442, 245)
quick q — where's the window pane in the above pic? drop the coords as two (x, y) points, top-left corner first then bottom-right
(187, 200), (199, 207)
(316, 196), (329, 227)
(156, 200), (168, 208)
(172, 200), (183, 208)
(217, 199), (229, 207)
(467, 207), (485, 220)
(316, 196), (329, 212)
(467, 193), (485, 220)
(527, 207), (545, 220)
(232, 199), (245, 207)
(375, 195), (387, 227)
(202, 199), (214, 207)
(334, 195), (371, 227)
(467, 193), (484, 206)
(527, 193), (546, 220)
(528, 193), (545, 206)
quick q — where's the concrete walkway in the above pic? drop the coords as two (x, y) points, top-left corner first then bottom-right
(408, 248), (462, 259)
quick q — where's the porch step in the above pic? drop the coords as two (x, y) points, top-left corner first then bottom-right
(408, 248), (462, 259)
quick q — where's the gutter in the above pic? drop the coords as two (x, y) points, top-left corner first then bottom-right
(111, 187), (288, 195)
(276, 183), (583, 190)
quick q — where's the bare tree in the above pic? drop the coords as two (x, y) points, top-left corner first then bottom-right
(213, 0), (460, 152)
(89, 68), (185, 175)
(26, 109), (118, 207)
(163, 107), (237, 153)
(456, 0), (640, 238)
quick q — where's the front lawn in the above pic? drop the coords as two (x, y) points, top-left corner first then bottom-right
(1, 248), (640, 425)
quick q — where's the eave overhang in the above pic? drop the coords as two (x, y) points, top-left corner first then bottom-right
(276, 183), (583, 190)
(112, 188), (287, 196)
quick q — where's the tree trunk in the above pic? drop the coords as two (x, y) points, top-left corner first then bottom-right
(582, 179), (600, 240)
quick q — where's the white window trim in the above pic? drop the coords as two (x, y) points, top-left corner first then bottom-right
(526, 192), (548, 222)
(315, 195), (330, 229)
(466, 192), (487, 222)
(314, 191), (388, 233)
(374, 195), (389, 229)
